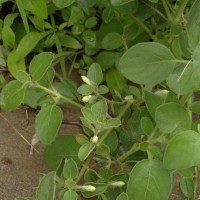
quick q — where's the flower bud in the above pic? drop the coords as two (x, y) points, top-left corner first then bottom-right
(82, 95), (93, 102)
(109, 181), (125, 187)
(91, 135), (98, 143)
(81, 76), (92, 85)
(75, 185), (96, 192)
(124, 95), (133, 101)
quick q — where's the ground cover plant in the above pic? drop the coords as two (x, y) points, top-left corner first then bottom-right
(1, 0), (200, 199)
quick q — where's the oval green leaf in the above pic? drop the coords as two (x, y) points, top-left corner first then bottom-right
(118, 42), (176, 85)
(78, 142), (95, 161)
(35, 105), (63, 144)
(163, 130), (200, 170)
(63, 190), (78, 200)
(127, 159), (172, 200)
(63, 159), (78, 179)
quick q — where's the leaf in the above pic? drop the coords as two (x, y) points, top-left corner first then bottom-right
(0, 80), (25, 111)
(87, 63), (103, 85)
(63, 159), (78, 179)
(58, 34), (82, 49)
(189, 101), (200, 114)
(126, 159), (172, 200)
(63, 190), (78, 200)
(7, 50), (26, 79)
(91, 100), (107, 121)
(111, 0), (135, 6)
(118, 42), (176, 85)
(78, 84), (93, 96)
(155, 103), (191, 133)
(2, 25), (15, 47)
(102, 6), (115, 23)
(83, 29), (96, 47)
(44, 135), (81, 170)
(102, 32), (123, 50)
(163, 130), (200, 170)
(180, 178), (194, 198)
(15, 31), (51, 62)
(117, 193), (129, 200)
(78, 142), (95, 161)
(104, 118), (121, 129)
(102, 131), (118, 153)
(29, 52), (54, 81)
(53, 0), (75, 8)
(81, 107), (96, 123)
(140, 117), (154, 135)
(22, 0), (48, 19)
(36, 172), (56, 200)
(85, 17), (97, 28)
(35, 105), (63, 144)
(68, 6), (84, 26)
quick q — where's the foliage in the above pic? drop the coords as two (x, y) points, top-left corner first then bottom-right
(1, 0), (200, 200)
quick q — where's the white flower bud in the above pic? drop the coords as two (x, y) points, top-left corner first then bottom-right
(109, 181), (125, 187)
(76, 185), (96, 192)
(81, 76), (92, 85)
(124, 95), (133, 101)
(82, 95), (93, 102)
(91, 135), (98, 143)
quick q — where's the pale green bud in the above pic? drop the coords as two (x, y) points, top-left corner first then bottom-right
(81, 76), (92, 85)
(109, 181), (125, 187)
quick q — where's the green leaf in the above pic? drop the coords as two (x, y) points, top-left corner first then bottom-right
(104, 118), (121, 129)
(0, 80), (25, 111)
(141, 117), (154, 135)
(102, 131), (118, 153)
(189, 101), (200, 114)
(118, 42), (176, 85)
(87, 63), (103, 85)
(111, 0), (135, 6)
(63, 190), (78, 200)
(91, 100), (107, 121)
(78, 142), (95, 161)
(97, 85), (109, 94)
(83, 29), (96, 47)
(78, 84), (93, 96)
(7, 51), (26, 79)
(36, 172), (56, 200)
(180, 178), (194, 198)
(85, 17), (97, 28)
(96, 144), (110, 156)
(23, 0), (48, 19)
(63, 159), (78, 179)
(76, 134), (89, 145)
(163, 130), (200, 170)
(2, 26), (15, 47)
(35, 105), (63, 144)
(44, 135), (81, 170)
(81, 107), (96, 123)
(117, 193), (129, 200)
(102, 6), (115, 23)
(16, 70), (31, 83)
(15, 31), (51, 62)
(68, 6), (84, 26)
(155, 103), (191, 133)
(29, 52), (54, 81)
(53, 0), (75, 8)
(58, 34), (82, 49)
(102, 32), (123, 50)
(127, 159), (172, 200)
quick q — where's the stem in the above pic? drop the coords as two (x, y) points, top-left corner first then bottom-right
(174, 0), (190, 24)
(116, 143), (139, 163)
(161, 0), (173, 22)
(50, 15), (67, 78)
(34, 83), (83, 109)
(132, 16), (156, 40)
(193, 167), (198, 200)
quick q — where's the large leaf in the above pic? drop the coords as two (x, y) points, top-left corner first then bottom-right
(44, 135), (81, 170)
(163, 130), (200, 170)
(127, 159), (172, 200)
(29, 52), (54, 81)
(15, 31), (51, 61)
(36, 172), (56, 200)
(155, 103), (191, 133)
(0, 80), (25, 111)
(118, 42), (176, 85)
(35, 105), (63, 144)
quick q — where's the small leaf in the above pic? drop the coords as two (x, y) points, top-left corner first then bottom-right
(76, 134), (89, 145)
(44, 135), (81, 170)
(58, 34), (82, 49)
(116, 192), (128, 200)
(189, 101), (200, 114)
(35, 105), (63, 144)
(29, 52), (54, 81)
(85, 17), (97, 28)
(36, 172), (56, 200)
(96, 144), (110, 156)
(163, 130), (200, 170)
(127, 159), (172, 200)
(102, 32), (123, 50)
(15, 31), (51, 61)
(81, 107), (96, 123)
(180, 178), (194, 198)
(0, 80), (25, 111)
(155, 103), (191, 133)
(83, 29), (96, 47)
(2, 25), (15, 47)
(103, 6), (115, 23)
(63, 190), (78, 200)
(111, 0), (135, 6)
(53, 0), (75, 8)
(104, 118), (121, 129)
(63, 159), (78, 179)
(78, 142), (95, 161)
(141, 117), (154, 135)
(78, 84), (94, 96)
(91, 100), (107, 121)
(118, 42), (176, 85)
(87, 63), (103, 85)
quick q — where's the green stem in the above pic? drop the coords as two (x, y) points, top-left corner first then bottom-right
(50, 15), (67, 78)
(161, 0), (173, 22)
(193, 167), (198, 200)
(34, 83), (83, 108)
(132, 16), (156, 40)
(174, 0), (190, 24)
(116, 143), (140, 163)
